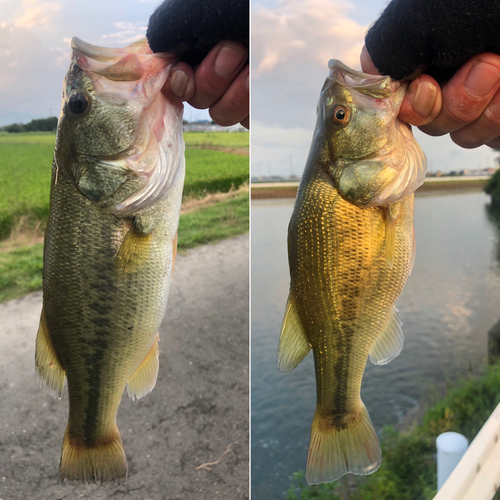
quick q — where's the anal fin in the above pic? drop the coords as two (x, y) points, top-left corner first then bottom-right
(369, 306), (404, 365)
(35, 309), (65, 399)
(127, 334), (159, 400)
(277, 294), (311, 373)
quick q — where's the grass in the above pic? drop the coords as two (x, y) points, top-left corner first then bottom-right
(0, 143), (53, 238)
(183, 131), (248, 149)
(287, 365), (500, 500)
(0, 131), (248, 302)
(178, 190), (248, 249)
(0, 191), (248, 303)
(0, 243), (44, 302)
(184, 149), (249, 198)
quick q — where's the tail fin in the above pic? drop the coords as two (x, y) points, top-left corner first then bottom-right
(59, 425), (127, 483)
(306, 401), (381, 485)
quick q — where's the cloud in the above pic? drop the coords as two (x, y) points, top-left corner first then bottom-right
(252, 0), (367, 131)
(101, 21), (147, 46)
(252, 0), (365, 77)
(0, 26), (65, 118)
(13, 0), (61, 29)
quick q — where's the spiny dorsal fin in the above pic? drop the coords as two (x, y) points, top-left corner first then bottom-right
(35, 309), (65, 399)
(277, 295), (311, 373)
(369, 306), (404, 365)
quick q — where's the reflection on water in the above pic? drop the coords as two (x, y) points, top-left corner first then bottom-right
(251, 192), (500, 500)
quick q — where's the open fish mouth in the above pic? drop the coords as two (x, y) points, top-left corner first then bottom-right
(324, 60), (427, 207)
(68, 37), (184, 215)
(328, 60), (402, 100)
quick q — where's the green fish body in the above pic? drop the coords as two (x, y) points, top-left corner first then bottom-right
(279, 61), (427, 484)
(35, 37), (184, 483)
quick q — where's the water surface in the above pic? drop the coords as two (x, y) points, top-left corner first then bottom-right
(251, 191), (500, 499)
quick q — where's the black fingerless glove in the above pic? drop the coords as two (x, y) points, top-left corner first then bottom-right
(147, 0), (249, 66)
(365, 0), (500, 81)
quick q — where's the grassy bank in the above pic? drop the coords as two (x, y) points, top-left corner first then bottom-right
(0, 131), (248, 302)
(0, 132), (248, 240)
(287, 365), (500, 500)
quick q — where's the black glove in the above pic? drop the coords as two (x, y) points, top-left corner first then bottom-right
(365, 0), (500, 81)
(147, 0), (249, 67)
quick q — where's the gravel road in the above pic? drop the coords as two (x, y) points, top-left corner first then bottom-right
(0, 235), (249, 500)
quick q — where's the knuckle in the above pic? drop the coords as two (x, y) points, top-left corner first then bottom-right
(482, 102), (500, 128)
(444, 95), (480, 125)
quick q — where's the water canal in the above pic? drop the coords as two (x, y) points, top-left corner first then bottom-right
(251, 190), (500, 499)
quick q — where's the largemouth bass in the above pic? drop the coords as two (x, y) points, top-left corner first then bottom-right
(278, 61), (427, 484)
(35, 37), (184, 483)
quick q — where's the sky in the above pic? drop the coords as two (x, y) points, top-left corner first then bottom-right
(0, 0), (209, 127)
(251, 0), (497, 176)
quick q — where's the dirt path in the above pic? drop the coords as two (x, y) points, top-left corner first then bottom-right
(0, 235), (249, 500)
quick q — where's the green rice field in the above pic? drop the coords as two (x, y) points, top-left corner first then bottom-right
(0, 131), (249, 302)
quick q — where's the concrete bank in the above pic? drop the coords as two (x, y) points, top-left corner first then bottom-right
(251, 177), (489, 199)
(0, 235), (249, 500)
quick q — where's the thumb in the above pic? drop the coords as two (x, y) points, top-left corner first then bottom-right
(360, 45), (381, 75)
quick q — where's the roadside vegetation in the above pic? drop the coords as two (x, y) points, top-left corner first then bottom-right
(485, 168), (500, 206)
(0, 131), (248, 303)
(287, 365), (500, 500)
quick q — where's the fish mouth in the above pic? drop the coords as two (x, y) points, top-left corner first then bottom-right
(69, 37), (184, 215)
(328, 60), (403, 99)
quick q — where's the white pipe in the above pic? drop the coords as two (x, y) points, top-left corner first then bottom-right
(437, 432), (469, 490)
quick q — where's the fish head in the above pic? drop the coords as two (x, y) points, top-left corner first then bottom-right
(314, 60), (426, 207)
(56, 37), (185, 215)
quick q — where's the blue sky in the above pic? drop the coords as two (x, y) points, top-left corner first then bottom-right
(251, 0), (496, 176)
(0, 0), (209, 126)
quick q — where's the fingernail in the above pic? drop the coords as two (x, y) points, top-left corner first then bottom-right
(170, 70), (188, 98)
(214, 46), (245, 77)
(411, 81), (437, 117)
(465, 62), (500, 98)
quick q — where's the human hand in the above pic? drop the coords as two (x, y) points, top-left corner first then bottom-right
(162, 41), (249, 129)
(147, 0), (249, 129)
(361, 46), (500, 149)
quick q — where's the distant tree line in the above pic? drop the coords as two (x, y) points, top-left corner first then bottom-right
(2, 117), (58, 133)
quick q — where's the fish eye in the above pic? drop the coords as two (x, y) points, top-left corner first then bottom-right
(68, 92), (89, 115)
(331, 105), (350, 126)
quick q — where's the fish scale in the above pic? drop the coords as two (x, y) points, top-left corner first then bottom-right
(278, 60), (425, 485)
(35, 37), (184, 483)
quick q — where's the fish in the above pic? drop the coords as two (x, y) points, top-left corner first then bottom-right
(278, 60), (427, 484)
(34, 37), (184, 483)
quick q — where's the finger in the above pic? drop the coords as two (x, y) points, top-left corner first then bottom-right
(209, 64), (249, 127)
(188, 41), (248, 109)
(486, 136), (500, 149)
(399, 75), (442, 126)
(419, 53), (500, 137)
(240, 116), (249, 129)
(161, 62), (196, 102)
(360, 45), (380, 75)
(450, 86), (500, 147)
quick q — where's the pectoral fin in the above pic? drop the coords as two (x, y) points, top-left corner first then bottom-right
(115, 223), (153, 273)
(35, 309), (65, 399)
(369, 307), (404, 365)
(409, 225), (416, 276)
(277, 295), (311, 373)
(127, 334), (159, 400)
(385, 203), (401, 269)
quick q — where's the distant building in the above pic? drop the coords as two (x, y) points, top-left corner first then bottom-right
(183, 122), (248, 133)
